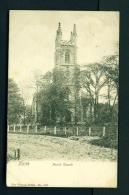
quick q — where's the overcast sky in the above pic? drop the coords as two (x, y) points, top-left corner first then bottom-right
(9, 11), (119, 104)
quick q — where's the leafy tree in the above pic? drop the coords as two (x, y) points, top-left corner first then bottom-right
(33, 70), (71, 125)
(24, 105), (34, 124)
(8, 78), (25, 124)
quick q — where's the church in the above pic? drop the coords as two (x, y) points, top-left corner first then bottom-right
(54, 22), (88, 124)
(32, 22), (93, 125)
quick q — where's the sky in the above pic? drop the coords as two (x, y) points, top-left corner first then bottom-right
(9, 11), (119, 104)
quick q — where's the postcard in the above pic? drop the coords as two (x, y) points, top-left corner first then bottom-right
(7, 10), (119, 187)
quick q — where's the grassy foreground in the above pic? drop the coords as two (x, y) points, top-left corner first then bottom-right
(7, 133), (117, 161)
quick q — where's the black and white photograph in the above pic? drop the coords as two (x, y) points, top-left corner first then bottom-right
(7, 11), (119, 187)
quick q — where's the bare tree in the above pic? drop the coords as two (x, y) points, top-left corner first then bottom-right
(103, 55), (118, 93)
(80, 63), (107, 122)
(102, 55), (119, 120)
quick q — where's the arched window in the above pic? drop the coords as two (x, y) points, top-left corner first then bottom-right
(65, 51), (70, 63)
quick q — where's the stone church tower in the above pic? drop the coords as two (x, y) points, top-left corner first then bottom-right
(54, 22), (80, 123)
(55, 22), (77, 68)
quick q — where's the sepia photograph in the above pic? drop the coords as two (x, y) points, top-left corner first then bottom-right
(7, 10), (119, 187)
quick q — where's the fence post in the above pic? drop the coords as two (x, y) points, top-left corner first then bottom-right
(20, 125), (22, 133)
(14, 148), (20, 160)
(103, 126), (106, 137)
(76, 126), (79, 136)
(14, 150), (16, 159)
(13, 125), (16, 133)
(8, 125), (9, 132)
(35, 125), (38, 133)
(27, 125), (30, 134)
(54, 126), (56, 135)
(44, 126), (47, 133)
(64, 127), (67, 136)
(88, 127), (91, 136)
(17, 148), (20, 160)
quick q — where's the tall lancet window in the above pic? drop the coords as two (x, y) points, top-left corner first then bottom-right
(65, 50), (70, 63)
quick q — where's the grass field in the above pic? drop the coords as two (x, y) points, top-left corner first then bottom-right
(7, 133), (117, 161)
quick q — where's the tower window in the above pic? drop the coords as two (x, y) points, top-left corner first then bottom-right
(65, 51), (70, 63)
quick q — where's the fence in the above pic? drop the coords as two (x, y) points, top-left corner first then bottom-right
(8, 124), (118, 138)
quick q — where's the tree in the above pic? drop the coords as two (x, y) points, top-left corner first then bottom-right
(103, 55), (118, 93)
(80, 63), (107, 123)
(24, 105), (34, 124)
(103, 55), (119, 120)
(8, 78), (25, 124)
(33, 70), (71, 125)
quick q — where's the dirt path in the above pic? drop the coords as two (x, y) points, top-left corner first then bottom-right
(7, 134), (117, 161)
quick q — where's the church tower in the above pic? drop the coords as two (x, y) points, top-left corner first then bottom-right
(54, 23), (80, 124)
(55, 23), (77, 68)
